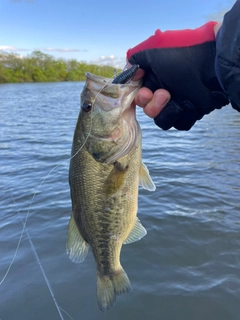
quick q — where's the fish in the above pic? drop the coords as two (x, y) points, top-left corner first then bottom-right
(66, 71), (156, 311)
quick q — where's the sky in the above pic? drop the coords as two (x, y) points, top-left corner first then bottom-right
(0, 0), (235, 68)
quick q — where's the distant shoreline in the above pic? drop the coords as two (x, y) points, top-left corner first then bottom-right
(0, 50), (120, 84)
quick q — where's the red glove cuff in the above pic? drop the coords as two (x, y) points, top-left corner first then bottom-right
(127, 21), (217, 59)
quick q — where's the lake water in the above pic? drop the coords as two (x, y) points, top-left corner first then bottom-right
(0, 81), (240, 320)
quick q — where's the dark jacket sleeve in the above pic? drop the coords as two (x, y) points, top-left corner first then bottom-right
(215, 0), (240, 112)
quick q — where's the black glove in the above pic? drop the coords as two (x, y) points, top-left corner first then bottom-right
(127, 22), (229, 130)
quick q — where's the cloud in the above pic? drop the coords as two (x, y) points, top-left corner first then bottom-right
(0, 46), (28, 52)
(39, 48), (88, 53)
(0, 46), (125, 68)
(91, 55), (126, 69)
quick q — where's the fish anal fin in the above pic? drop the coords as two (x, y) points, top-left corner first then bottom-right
(66, 215), (89, 263)
(97, 268), (131, 312)
(139, 162), (156, 191)
(123, 218), (147, 244)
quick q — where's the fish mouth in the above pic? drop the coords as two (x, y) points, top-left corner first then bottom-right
(85, 72), (141, 92)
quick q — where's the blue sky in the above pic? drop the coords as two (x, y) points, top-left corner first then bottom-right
(0, 0), (235, 68)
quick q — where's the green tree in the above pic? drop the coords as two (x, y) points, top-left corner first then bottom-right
(0, 51), (121, 83)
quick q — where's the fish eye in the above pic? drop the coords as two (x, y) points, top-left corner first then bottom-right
(82, 102), (92, 112)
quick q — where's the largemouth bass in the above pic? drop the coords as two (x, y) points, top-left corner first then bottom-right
(67, 72), (155, 311)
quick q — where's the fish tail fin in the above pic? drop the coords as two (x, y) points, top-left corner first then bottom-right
(112, 267), (131, 296)
(97, 273), (115, 312)
(96, 268), (131, 312)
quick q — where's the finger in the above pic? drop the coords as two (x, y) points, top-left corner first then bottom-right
(134, 87), (153, 107)
(143, 89), (171, 118)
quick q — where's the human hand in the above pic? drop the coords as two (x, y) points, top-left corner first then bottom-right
(128, 67), (171, 119)
(127, 22), (229, 130)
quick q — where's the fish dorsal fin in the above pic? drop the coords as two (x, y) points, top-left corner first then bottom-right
(139, 162), (156, 191)
(123, 218), (147, 244)
(66, 215), (89, 263)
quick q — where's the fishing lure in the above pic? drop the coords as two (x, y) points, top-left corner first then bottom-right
(112, 64), (139, 84)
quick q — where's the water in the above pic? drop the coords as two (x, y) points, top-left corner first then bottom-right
(0, 82), (240, 320)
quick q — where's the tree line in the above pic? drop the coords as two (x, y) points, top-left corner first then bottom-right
(0, 51), (120, 83)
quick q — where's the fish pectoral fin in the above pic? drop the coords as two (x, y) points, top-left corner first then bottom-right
(123, 218), (147, 244)
(139, 162), (156, 191)
(66, 215), (89, 263)
(103, 161), (129, 195)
